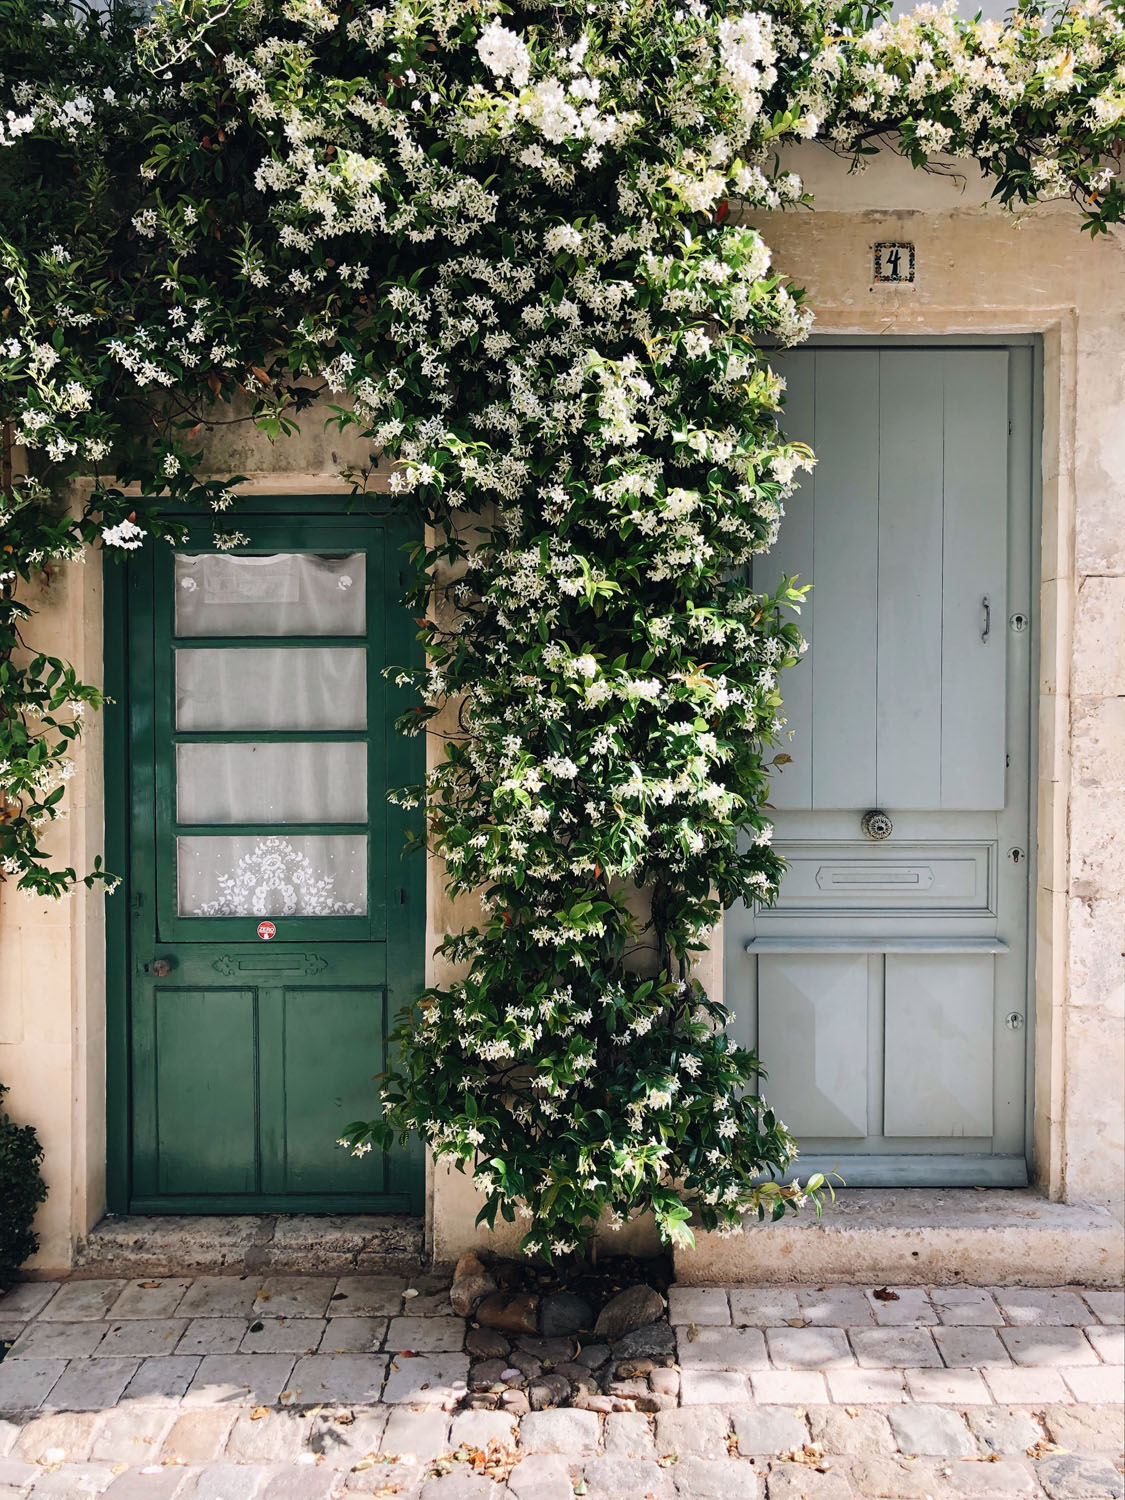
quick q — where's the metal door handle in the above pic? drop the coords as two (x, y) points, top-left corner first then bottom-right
(861, 810), (893, 841)
(981, 595), (991, 642)
(151, 957), (174, 978)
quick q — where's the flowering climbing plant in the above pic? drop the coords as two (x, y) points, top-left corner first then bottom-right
(1, 0), (1122, 1250)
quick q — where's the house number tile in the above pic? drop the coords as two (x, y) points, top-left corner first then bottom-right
(873, 241), (916, 284)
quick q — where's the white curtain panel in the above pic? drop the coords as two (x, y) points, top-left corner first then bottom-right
(177, 834), (368, 917)
(175, 551), (365, 636)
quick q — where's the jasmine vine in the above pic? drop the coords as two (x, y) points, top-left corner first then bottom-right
(1, 0), (1121, 1249)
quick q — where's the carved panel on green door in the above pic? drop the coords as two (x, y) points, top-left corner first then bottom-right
(117, 508), (424, 1213)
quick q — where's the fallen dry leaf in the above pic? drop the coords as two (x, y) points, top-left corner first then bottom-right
(139, 1281), (162, 1290)
(686, 1322), (699, 1342)
(779, 1444), (827, 1469)
(872, 1287), (900, 1301)
(249, 1406), (270, 1421)
(1027, 1440), (1067, 1460)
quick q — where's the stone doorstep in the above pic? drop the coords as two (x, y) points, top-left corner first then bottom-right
(674, 1189), (1125, 1288)
(68, 1216), (426, 1279)
(39, 1191), (1125, 1287)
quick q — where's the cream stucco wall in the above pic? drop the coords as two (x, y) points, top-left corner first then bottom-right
(2, 146), (1122, 1273)
(0, 547), (107, 1272)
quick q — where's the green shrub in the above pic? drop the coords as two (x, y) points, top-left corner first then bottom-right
(0, 1084), (47, 1291)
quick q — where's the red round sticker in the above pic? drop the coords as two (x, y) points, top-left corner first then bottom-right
(257, 921), (276, 941)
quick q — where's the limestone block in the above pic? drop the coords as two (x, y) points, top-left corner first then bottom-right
(1072, 576), (1125, 699)
(1067, 897), (1125, 1017)
(1060, 1009), (1125, 1205)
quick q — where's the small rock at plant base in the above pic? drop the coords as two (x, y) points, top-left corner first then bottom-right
(574, 1343), (611, 1370)
(648, 1367), (679, 1397)
(529, 1373), (571, 1410)
(476, 1291), (539, 1334)
(578, 1393), (615, 1414)
(470, 1359), (509, 1391)
(611, 1321), (676, 1364)
(634, 1392), (677, 1413)
(594, 1284), (665, 1340)
(465, 1327), (510, 1360)
(500, 1368), (522, 1382)
(514, 1335), (576, 1363)
(466, 1393), (500, 1410)
(553, 1361), (599, 1392)
(500, 1388), (530, 1415)
(607, 1377), (649, 1399)
(450, 1251), (498, 1317)
(615, 1358), (654, 1379)
(540, 1291), (594, 1338)
(508, 1351), (542, 1379)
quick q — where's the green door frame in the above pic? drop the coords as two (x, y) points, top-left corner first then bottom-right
(104, 494), (426, 1213)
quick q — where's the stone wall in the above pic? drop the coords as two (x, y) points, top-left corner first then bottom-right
(2, 146), (1121, 1273)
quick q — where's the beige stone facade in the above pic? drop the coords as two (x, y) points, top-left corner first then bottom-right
(2, 149), (1122, 1277)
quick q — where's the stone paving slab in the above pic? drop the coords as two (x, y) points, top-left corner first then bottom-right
(0, 1276), (1119, 1497)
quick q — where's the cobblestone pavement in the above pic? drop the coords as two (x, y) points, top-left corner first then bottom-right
(0, 1276), (1121, 1498)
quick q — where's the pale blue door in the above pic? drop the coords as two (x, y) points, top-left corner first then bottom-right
(726, 343), (1035, 1186)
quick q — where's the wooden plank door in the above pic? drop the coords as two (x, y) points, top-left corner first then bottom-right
(124, 511), (424, 1212)
(725, 344), (1035, 1186)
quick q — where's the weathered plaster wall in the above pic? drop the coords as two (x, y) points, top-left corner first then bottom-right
(5, 145), (1122, 1272)
(0, 541), (106, 1272)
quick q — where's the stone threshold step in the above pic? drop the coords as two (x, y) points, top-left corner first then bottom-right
(71, 1212), (426, 1277)
(675, 1189), (1125, 1288)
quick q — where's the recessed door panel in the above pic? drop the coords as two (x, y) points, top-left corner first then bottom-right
(940, 355), (1009, 810)
(812, 350), (880, 812)
(884, 955), (995, 1138)
(877, 353), (946, 811)
(758, 955), (869, 1138)
(280, 984), (391, 1194)
(150, 987), (258, 1196)
(773, 843), (993, 913)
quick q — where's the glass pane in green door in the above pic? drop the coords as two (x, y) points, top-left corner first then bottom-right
(175, 648), (366, 730)
(176, 742), (368, 823)
(177, 834), (368, 916)
(175, 552), (366, 635)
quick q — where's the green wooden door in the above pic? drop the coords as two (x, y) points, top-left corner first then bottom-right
(119, 507), (424, 1212)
